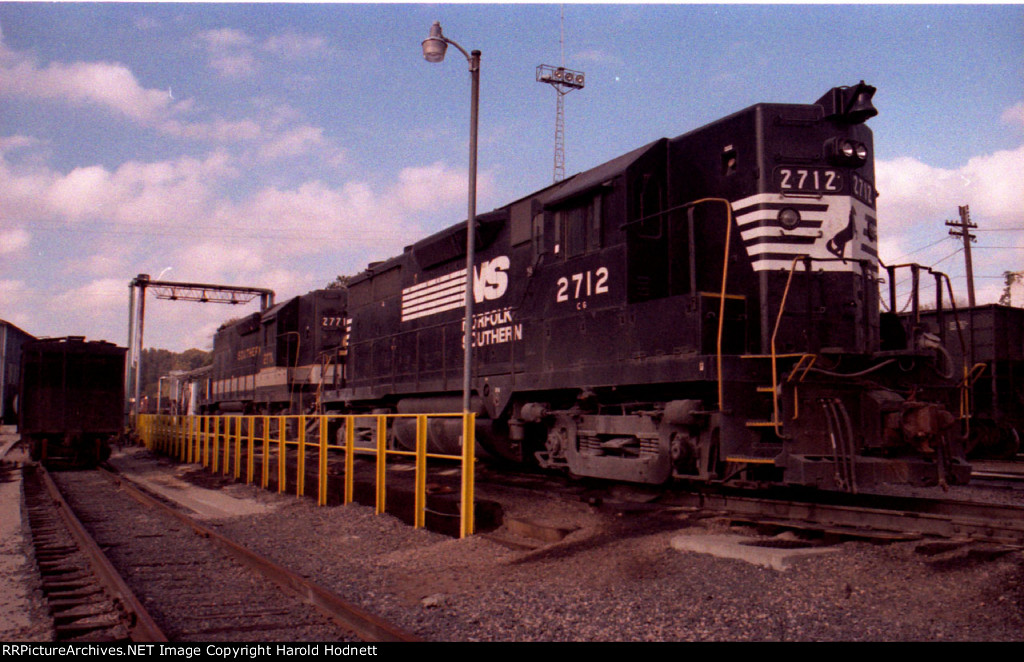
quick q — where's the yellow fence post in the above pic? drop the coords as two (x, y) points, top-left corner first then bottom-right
(221, 416), (229, 474)
(415, 414), (428, 529)
(202, 416), (209, 466)
(344, 416), (355, 505)
(247, 416), (255, 485)
(318, 415), (328, 506)
(222, 416), (231, 476)
(261, 416), (270, 489)
(212, 416), (221, 473)
(278, 416), (287, 494)
(461, 412), (476, 538)
(375, 415), (387, 515)
(297, 415), (306, 499)
(204, 416), (211, 468)
(234, 417), (242, 480)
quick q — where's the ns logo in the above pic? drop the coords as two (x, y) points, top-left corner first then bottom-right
(473, 256), (509, 304)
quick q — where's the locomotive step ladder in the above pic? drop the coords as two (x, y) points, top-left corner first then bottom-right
(742, 257), (819, 436)
(742, 353), (816, 435)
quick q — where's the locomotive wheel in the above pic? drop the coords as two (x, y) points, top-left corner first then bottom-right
(669, 429), (698, 475)
(544, 415), (576, 472)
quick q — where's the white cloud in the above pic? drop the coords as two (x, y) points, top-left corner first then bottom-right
(0, 228), (31, 255)
(877, 144), (1024, 251)
(209, 51), (258, 79)
(0, 39), (344, 157)
(0, 42), (272, 146)
(263, 31), (328, 59)
(1001, 102), (1024, 128)
(258, 125), (326, 161)
(393, 162), (471, 212)
(44, 278), (127, 342)
(0, 42), (269, 145)
(0, 48), (179, 126)
(198, 28), (254, 50)
(0, 135), (42, 152)
(197, 27), (328, 79)
(3, 151), (239, 229)
(0, 279), (31, 311)
(876, 143), (1024, 306)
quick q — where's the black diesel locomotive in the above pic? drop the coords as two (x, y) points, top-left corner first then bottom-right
(201, 82), (970, 491)
(206, 288), (347, 414)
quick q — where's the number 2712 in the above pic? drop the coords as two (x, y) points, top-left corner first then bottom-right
(556, 267), (609, 302)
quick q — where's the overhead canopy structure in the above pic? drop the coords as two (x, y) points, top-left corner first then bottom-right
(126, 274), (275, 417)
(145, 280), (275, 307)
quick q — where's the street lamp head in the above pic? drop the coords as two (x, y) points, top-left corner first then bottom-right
(422, 21), (448, 63)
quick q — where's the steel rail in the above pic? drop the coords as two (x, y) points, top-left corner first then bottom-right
(34, 465), (168, 642)
(665, 489), (1024, 547)
(96, 467), (421, 642)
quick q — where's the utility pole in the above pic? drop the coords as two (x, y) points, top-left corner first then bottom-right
(946, 205), (977, 307)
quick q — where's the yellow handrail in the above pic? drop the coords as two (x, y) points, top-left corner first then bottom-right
(767, 256), (813, 437)
(679, 198), (735, 412)
(135, 413), (476, 537)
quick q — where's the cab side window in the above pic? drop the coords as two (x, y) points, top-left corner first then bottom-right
(553, 194), (603, 259)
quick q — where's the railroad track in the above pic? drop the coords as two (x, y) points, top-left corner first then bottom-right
(21, 464), (165, 642)
(651, 487), (1024, 548)
(970, 460), (1024, 492)
(26, 464), (418, 642)
(472, 465), (1024, 548)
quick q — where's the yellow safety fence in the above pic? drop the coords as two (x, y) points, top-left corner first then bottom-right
(134, 413), (475, 538)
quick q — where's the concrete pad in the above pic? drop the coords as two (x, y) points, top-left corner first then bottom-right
(106, 447), (283, 520)
(505, 515), (577, 543)
(670, 533), (841, 571)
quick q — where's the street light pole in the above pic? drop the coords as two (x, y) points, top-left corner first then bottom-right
(422, 21), (480, 417)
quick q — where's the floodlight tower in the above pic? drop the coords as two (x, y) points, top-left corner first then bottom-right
(536, 64), (585, 183)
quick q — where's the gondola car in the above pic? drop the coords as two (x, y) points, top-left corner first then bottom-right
(319, 81), (970, 491)
(19, 336), (126, 468)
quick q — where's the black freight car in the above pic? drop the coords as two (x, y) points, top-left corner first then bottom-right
(1, 319), (35, 425)
(324, 82), (970, 491)
(904, 304), (1023, 458)
(19, 336), (126, 468)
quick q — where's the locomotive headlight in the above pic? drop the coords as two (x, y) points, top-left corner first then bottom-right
(778, 208), (801, 230)
(825, 137), (868, 167)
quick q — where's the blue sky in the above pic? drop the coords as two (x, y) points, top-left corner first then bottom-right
(1, 3), (1022, 351)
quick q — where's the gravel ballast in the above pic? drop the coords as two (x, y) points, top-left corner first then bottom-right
(116, 448), (1024, 641)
